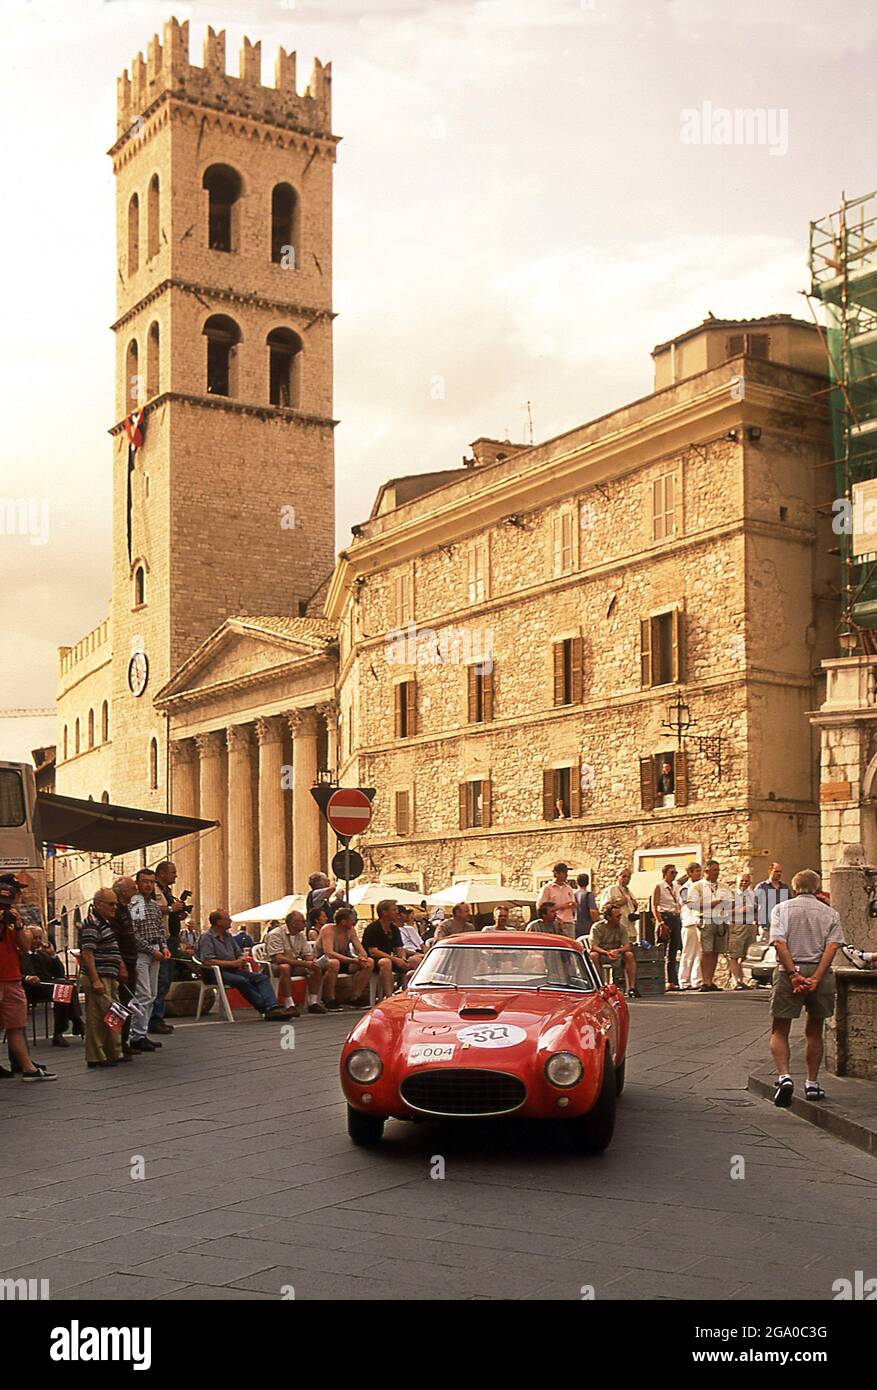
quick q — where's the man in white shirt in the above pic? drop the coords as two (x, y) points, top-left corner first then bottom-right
(537, 863), (577, 940)
(678, 862), (703, 990)
(598, 869), (639, 940)
(685, 859), (732, 992)
(768, 869), (844, 1107)
(264, 910), (329, 1014)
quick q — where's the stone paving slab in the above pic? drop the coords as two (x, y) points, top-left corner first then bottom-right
(748, 1049), (877, 1158)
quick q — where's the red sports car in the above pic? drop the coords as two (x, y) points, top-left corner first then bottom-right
(339, 931), (629, 1153)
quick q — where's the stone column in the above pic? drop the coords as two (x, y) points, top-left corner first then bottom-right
(256, 716), (287, 904)
(226, 723), (256, 914)
(290, 708), (321, 891)
(317, 701), (338, 781)
(196, 731), (225, 918)
(170, 739), (199, 907)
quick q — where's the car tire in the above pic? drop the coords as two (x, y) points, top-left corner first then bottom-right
(614, 1057), (626, 1096)
(347, 1105), (385, 1147)
(567, 1046), (617, 1154)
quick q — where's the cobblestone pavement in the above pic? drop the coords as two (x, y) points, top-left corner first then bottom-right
(1, 994), (875, 1301)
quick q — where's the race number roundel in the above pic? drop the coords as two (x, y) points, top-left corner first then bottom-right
(326, 788), (374, 839)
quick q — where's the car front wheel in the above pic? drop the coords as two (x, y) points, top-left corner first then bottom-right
(567, 1047), (617, 1154)
(347, 1105), (385, 1147)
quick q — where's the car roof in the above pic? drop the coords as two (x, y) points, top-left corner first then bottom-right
(440, 930), (584, 951)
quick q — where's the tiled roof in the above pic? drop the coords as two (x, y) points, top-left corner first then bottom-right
(232, 616), (336, 649)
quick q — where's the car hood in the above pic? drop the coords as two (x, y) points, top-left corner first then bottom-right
(387, 987), (598, 1051)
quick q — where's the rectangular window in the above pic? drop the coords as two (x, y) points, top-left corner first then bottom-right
(541, 764), (582, 821)
(394, 679), (417, 738)
(395, 789), (411, 836)
(459, 779), (492, 830)
(640, 609), (683, 688)
(467, 541), (488, 604)
(651, 473), (677, 543)
(552, 636), (584, 706)
(467, 664), (495, 723)
(552, 509), (575, 576)
(0, 769), (25, 827)
(640, 750), (688, 811)
(727, 332), (769, 360)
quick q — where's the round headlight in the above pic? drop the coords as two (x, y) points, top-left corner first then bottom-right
(346, 1049), (383, 1084)
(545, 1051), (583, 1088)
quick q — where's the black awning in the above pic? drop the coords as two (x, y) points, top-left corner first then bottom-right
(37, 792), (218, 855)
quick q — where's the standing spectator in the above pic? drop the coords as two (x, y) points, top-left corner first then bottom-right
(538, 863), (577, 939)
(233, 925), (256, 952)
(129, 867), (170, 1053)
(362, 900), (421, 994)
(317, 906), (373, 1007)
(306, 872), (335, 916)
(686, 860), (732, 992)
(112, 876), (141, 1059)
(755, 863), (790, 942)
(769, 870), (844, 1106)
(678, 861), (703, 990)
(79, 888), (127, 1069)
(20, 928), (83, 1047)
(264, 910), (328, 1014)
(589, 903), (640, 998)
(728, 872), (758, 990)
(149, 860), (186, 1035)
(652, 864), (683, 992)
(599, 868), (639, 940)
(574, 873), (599, 938)
(0, 875), (57, 1081)
(197, 910), (294, 1020)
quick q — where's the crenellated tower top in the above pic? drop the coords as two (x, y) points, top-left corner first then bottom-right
(114, 17), (332, 145)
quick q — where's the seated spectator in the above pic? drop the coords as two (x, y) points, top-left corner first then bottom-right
(307, 906), (328, 943)
(264, 910), (328, 1015)
(492, 904), (515, 930)
(432, 903), (474, 943)
(196, 910), (294, 1020)
(589, 903), (641, 999)
(362, 899), (422, 994)
(527, 901), (565, 936)
(233, 926), (256, 953)
(398, 905), (425, 957)
(317, 906), (373, 1008)
(178, 920), (200, 954)
(20, 928), (83, 1047)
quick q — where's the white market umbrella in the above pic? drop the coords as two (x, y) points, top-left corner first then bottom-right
(427, 880), (537, 909)
(346, 882), (427, 909)
(231, 893), (307, 924)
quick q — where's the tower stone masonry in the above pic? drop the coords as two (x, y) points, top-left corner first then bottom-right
(109, 16), (338, 811)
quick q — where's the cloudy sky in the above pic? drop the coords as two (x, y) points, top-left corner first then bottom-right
(2, 0), (876, 761)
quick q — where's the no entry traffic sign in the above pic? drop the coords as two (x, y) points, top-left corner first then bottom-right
(325, 788), (374, 839)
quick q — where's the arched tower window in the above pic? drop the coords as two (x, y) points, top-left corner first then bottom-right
(147, 174), (160, 260)
(126, 338), (140, 410)
(271, 183), (298, 266)
(204, 314), (241, 397)
(101, 790), (110, 805)
(62, 725), (68, 761)
(146, 322), (160, 399)
(149, 737), (159, 790)
(88, 708), (95, 749)
(74, 718), (80, 755)
(203, 164), (242, 252)
(128, 192), (140, 274)
(134, 565), (146, 607)
(101, 701), (109, 742)
(267, 328), (302, 408)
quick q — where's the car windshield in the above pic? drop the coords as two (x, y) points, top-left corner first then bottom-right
(410, 944), (595, 992)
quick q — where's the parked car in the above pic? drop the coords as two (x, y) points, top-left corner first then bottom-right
(339, 931), (629, 1153)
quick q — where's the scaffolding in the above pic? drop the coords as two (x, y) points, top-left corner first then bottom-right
(809, 187), (877, 653)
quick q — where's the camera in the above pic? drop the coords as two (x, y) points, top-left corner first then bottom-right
(0, 875), (21, 927)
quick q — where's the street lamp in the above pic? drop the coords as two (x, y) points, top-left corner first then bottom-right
(661, 689), (696, 750)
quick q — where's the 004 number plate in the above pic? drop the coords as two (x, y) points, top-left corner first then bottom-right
(407, 1044), (456, 1065)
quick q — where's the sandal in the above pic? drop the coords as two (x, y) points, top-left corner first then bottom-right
(804, 1083), (826, 1101)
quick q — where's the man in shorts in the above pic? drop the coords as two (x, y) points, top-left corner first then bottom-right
(728, 872), (758, 990)
(0, 875), (57, 1081)
(686, 859), (732, 992)
(317, 905), (373, 1008)
(589, 902), (640, 998)
(769, 869), (844, 1107)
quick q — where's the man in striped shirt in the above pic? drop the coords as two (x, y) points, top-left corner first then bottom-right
(79, 888), (126, 1067)
(129, 868), (170, 1054)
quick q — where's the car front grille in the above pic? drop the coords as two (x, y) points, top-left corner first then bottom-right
(400, 1068), (527, 1117)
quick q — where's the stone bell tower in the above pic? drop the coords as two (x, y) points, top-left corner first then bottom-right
(108, 17), (338, 810)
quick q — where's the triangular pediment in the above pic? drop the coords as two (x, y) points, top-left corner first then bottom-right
(155, 616), (336, 704)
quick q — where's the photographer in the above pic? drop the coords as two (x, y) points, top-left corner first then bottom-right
(148, 860), (190, 1036)
(0, 874), (57, 1082)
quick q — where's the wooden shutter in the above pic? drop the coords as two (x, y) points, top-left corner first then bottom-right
(542, 769), (555, 821)
(639, 757), (655, 812)
(481, 668), (494, 722)
(467, 664), (479, 722)
(569, 636), (583, 704)
(728, 333), (744, 356)
(552, 514), (563, 575)
(640, 618), (653, 688)
(553, 640), (566, 706)
(395, 790), (410, 835)
(405, 679), (417, 736)
(674, 471), (684, 538)
(674, 750), (688, 807)
(569, 763), (582, 818)
(394, 683), (403, 738)
(459, 782), (468, 830)
(481, 778), (492, 829)
(671, 608), (684, 682)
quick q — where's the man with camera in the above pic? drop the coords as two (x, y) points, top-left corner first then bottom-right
(148, 860), (191, 1036)
(0, 874), (57, 1081)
